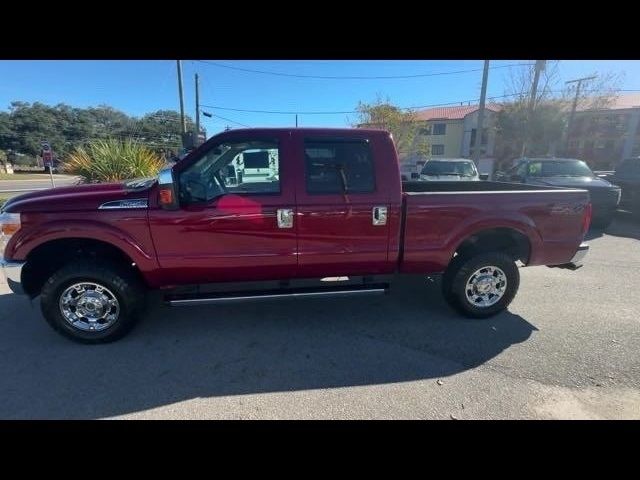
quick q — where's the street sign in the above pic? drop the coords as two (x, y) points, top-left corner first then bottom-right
(41, 141), (54, 169)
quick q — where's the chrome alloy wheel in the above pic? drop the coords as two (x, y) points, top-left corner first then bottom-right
(59, 282), (120, 332)
(464, 266), (508, 307)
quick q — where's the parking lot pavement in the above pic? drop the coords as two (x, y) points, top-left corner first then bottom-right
(1, 213), (639, 419)
(0, 175), (79, 195)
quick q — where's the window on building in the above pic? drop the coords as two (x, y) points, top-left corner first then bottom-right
(431, 144), (445, 156)
(470, 128), (488, 147)
(433, 123), (447, 135)
(419, 125), (432, 136)
(617, 114), (629, 131)
(304, 139), (375, 194)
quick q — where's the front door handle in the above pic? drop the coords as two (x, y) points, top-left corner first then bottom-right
(372, 206), (388, 226)
(277, 208), (294, 229)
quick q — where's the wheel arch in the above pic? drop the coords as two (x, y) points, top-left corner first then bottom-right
(450, 226), (534, 266)
(21, 237), (148, 298)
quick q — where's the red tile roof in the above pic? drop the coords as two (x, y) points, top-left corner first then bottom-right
(577, 93), (640, 112)
(414, 103), (502, 121)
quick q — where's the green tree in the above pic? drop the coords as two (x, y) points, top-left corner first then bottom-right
(354, 97), (429, 161)
(0, 101), (191, 165)
(134, 110), (195, 151)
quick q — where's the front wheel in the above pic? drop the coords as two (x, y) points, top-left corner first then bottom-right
(442, 252), (520, 318)
(40, 260), (146, 344)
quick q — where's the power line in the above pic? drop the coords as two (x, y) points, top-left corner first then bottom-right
(199, 88), (640, 116)
(203, 112), (251, 128)
(200, 97), (507, 116)
(194, 60), (535, 80)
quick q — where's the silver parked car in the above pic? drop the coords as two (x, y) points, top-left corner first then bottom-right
(420, 158), (480, 181)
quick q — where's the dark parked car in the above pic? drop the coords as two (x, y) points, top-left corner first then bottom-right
(596, 157), (640, 215)
(495, 157), (621, 228)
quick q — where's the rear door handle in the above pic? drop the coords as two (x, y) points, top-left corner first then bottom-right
(372, 206), (388, 226)
(277, 208), (294, 228)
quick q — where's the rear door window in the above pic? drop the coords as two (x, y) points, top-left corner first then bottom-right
(304, 139), (375, 194)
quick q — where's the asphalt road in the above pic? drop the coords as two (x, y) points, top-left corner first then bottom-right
(0, 213), (639, 419)
(0, 174), (80, 194)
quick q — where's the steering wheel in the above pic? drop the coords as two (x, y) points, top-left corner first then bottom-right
(212, 171), (228, 195)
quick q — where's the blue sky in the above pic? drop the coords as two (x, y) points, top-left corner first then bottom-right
(1, 60), (639, 135)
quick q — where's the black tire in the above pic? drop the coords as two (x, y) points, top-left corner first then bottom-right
(591, 215), (614, 229)
(442, 251), (520, 319)
(40, 259), (146, 344)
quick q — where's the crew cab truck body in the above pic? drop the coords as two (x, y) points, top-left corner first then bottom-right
(1, 128), (591, 343)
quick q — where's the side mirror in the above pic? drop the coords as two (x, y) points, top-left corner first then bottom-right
(158, 167), (179, 210)
(479, 173), (489, 181)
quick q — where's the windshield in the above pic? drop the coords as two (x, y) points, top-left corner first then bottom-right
(422, 161), (477, 177)
(527, 160), (594, 177)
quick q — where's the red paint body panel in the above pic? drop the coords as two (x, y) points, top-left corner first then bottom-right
(2, 127), (590, 291)
(289, 129), (400, 277)
(147, 130), (298, 286)
(8, 209), (164, 287)
(5, 182), (129, 213)
(400, 191), (588, 274)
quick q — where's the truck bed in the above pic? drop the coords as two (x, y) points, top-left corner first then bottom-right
(399, 181), (591, 274)
(402, 180), (569, 193)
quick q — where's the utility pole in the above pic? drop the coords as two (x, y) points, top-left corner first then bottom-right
(195, 73), (201, 146)
(295, 114), (298, 127)
(564, 75), (597, 153)
(521, 60), (546, 156)
(473, 60), (490, 164)
(176, 60), (186, 147)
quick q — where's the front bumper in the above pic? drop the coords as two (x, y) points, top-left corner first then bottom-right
(553, 243), (589, 270)
(0, 258), (25, 294)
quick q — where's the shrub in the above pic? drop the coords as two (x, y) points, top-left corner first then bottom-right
(63, 138), (165, 183)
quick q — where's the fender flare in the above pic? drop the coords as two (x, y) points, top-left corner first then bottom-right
(445, 213), (543, 264)
(10, 219), (158, 272)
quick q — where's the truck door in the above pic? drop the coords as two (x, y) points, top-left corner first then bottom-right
(148, 130), (297, 285)
(292, 132), (396, 278)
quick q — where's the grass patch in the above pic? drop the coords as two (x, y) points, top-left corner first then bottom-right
(0, 193), (12, 208)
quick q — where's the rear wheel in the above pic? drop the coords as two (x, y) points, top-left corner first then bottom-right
(442, 251), (519, 318)
(40, 259), (146, 344)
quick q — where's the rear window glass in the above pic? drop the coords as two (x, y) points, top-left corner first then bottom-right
(421, 161), (477, 177)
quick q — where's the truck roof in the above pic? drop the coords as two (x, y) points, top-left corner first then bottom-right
(221, 127), (391, 136)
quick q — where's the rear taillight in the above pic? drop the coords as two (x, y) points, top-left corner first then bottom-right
(582, 202), (592, 236)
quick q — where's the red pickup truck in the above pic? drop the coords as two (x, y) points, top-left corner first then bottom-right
(1, 128), (591, 343)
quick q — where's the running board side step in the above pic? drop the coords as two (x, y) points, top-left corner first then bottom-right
(165, 284), (389, 307)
